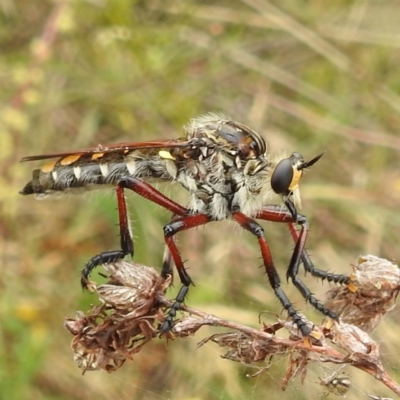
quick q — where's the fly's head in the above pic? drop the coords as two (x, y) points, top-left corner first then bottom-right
(270, 152), (324, 218)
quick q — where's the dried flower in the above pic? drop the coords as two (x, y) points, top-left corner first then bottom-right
(325, 255), (400, 332)
(64, 261), (171, 373)
(64, 256), (400, 397)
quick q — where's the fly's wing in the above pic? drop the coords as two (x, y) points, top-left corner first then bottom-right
(19, 138), (192, 196)
(20, 139), (189, 162)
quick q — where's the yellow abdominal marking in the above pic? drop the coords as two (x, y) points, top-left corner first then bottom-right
(41, 160), (57, 173)
(60, 154), (81, 166)
(159, 150), (176, 160)
(91, 152), (104, 160)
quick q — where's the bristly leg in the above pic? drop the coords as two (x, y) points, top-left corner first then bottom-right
(290, 225), (349, 285)
(161, 213), (212, 334)
(161, 244), (174, 279)
(256, 205), (349, 321)
(258, 205), (349, 285)
(78, 175), (212, 335)
(81, 177), (187, 287)
(285, 214), (337, 319)
(232, 209), (312, 336)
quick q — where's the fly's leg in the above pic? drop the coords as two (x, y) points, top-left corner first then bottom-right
(232, 210), (311, 336)
(160, 213), (183, 280)
(258, 205), (349, 285)
(161, 213), (212, 334)
(161, 244), (174, 279)
(287, 221), (349, 285)
(256, 205), (349, 321)
(81, 177), (187, 287)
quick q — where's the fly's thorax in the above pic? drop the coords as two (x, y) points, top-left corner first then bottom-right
(185, 152), (275, 219)
(184, 112), (230, 137)
(185, 113), (267, 161)
(177, 114), (272, 219)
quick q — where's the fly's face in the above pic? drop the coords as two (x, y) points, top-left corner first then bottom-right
(270, 151), (325, 212)
(271, 152), (324, 195)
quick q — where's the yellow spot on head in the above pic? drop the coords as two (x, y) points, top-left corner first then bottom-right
(60, 154), (81, 165)
(288, 169), (303, 191)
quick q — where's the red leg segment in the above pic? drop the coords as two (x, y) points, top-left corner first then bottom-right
(257, 206), (349, 284)
(160, 213), (212, 333)
(254, 206), (348, 323)
(232, 210), (312, 336)
(81, 177), (188, 286)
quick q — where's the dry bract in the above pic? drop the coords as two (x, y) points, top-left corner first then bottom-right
(329, 322), (379, 356)
(325, 255), (400, 332)
(64, 256), (400, 396)
(64, 261), (171, 373)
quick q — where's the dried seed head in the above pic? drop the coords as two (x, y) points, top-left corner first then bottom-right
(329, 321), (380, 356)
(63, 256), (397, 395)
(325, 255), (400, 332)
(64, 261), (171, 373)
(96, 261), (170, 317)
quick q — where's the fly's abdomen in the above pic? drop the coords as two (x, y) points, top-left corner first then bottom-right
(20, 151), (173, 197)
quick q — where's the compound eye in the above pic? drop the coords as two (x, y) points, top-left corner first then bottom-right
(271, 158), (293, 194)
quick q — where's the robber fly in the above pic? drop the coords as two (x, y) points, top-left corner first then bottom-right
(20, 113), (348, 336)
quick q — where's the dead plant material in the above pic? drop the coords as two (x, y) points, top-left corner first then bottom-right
(325, 255), (400, 332)
(64, 261), (171, 373)
(64, 256), (400, 397)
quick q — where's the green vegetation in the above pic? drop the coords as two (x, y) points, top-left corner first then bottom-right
(2, 1), (400, 399)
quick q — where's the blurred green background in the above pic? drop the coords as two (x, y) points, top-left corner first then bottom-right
(2, 0), (400, 399)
